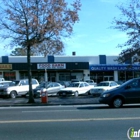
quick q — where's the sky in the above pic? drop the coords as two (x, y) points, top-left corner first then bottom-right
(0, 0), (129, 56)
(64, 0), (129, 56)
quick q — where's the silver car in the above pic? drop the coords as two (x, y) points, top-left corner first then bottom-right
(34, 82), (65, 97)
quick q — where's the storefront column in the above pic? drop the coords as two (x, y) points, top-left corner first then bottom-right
(114, 71), (118, 81)
(44, 69), (48, 82)
(16, 71), (20, 80)
(83, 70), (90, 81)
(56, 73), (59, 81)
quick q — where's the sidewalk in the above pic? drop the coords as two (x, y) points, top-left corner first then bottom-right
(0, 96), (100, 107)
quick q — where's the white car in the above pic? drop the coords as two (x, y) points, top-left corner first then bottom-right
(57, 82), (93, 97)
(0, 79), (39, 98)
(90, 81), (120, 97)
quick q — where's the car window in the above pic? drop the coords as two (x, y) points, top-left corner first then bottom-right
(110, 82), (117, 87)
(73, 83), (80, 87)
(98, 82), (109, 86)
(54, 83), (59, 87)
(80, 83), (84, 87)
(32, 79), (38, 85)
(20, 80), (28, 85)
(47, 83), (53, 88)
(84, 83), (89, 87)
(131, 80), (140, 88)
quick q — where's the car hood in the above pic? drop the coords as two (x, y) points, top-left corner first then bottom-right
(60, 87), (78, 91)
(92, 86), (111, 90)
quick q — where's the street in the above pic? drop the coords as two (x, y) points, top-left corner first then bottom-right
(0, 104), (140, 140)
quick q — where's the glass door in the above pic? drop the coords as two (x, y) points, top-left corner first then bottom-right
(103, 76), (113, 81)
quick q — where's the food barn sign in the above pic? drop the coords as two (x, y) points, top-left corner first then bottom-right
(37, 63), (66, 69)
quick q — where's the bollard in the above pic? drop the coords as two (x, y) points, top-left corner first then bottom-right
(41, 88), (48, 103)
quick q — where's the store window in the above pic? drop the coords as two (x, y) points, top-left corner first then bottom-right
(3, 72), (16, 80)
(59, 73), (71, 81)
(118, 71), (140, 82)
(90, 71), (114, 84)
(20, 71), (44, 82)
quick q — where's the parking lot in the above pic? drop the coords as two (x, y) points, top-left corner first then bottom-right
(0, 95), (100, 107)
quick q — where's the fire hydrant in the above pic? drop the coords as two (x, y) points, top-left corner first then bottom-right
(41, 88), (48, 103)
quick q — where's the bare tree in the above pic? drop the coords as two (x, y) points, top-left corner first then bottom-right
(111, 0), (140, 63)
(0, 0), (81, 103)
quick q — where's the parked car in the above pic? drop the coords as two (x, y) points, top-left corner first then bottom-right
(34, 82), (65, 97)
(0, 79), (39, 98)
(90, 81), (120, 97)
(57, 82), (93, 97)
(99, 78), (140, 108)
(0, 81), (12, 87)
(85, 79), (96, 86)
(57, 81), (71, 87)
(0, 78), (5, 82)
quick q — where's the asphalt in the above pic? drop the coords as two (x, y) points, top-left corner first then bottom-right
(0, 95), (100, 107)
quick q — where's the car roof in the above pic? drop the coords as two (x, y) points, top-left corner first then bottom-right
(73, 82), (86, 83)
(100, 81), (115, 83)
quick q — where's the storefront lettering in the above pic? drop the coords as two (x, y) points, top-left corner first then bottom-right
(37, 63), (66, 69)
(90, 65), (140, 71)
(0, 64), (12, 69)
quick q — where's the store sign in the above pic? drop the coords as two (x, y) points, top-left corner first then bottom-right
(37, 63), (66, 69)
(90, 65), (140, 71)
(0, 64), (12, 70)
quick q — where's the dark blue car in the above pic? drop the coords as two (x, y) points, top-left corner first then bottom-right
(99, 77), (140, 108)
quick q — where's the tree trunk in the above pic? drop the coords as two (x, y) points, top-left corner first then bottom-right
(27, 45), (35, 103)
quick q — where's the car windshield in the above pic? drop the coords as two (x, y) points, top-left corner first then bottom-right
(119, 79), (135, 87)
(97, 82), (109, 86)
(37, 82), (48, 88)
(69, 83), (80, 87)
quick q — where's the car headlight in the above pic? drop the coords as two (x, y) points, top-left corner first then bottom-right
(102, 93), (110, 98)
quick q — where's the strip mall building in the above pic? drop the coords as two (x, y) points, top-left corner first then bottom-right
(0, 55), (140, 83)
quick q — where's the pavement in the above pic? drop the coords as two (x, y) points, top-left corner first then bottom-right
(0, 95), (100, 107)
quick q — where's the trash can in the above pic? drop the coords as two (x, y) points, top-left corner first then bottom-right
(41, 88), (48, 103)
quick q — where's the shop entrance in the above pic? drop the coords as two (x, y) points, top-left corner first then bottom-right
(103, 76), (113, 81)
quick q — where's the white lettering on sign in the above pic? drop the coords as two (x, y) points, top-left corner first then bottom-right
(37, 63), (66, 69)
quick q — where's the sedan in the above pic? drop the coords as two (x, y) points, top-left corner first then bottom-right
(57, 82), (93, 97)
(34, 82), (65, 97)
(90, 81), (120, 97)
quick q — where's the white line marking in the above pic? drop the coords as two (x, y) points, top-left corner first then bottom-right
(0, 117), (140, 124)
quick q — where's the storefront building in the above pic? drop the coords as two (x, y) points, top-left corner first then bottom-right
(0, 55), (140, 83)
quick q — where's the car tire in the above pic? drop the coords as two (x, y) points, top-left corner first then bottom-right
(10, 91), (17, 99)
(74, 91), (78, 97)
(111, 97), (123, 108)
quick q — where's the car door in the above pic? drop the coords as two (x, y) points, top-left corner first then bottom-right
(122, 79), (140, 103)
(78, 83), (85, 94)
(18, 80), (29, 95)
(46, 83), (55, 95)
(52, 83), (60, 94)
(84, 82), (91, 93)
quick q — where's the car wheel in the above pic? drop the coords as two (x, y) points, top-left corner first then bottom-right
(74, 91), (79, 97)
(10, 91), (17, 99)
(112, 98), (123, 108)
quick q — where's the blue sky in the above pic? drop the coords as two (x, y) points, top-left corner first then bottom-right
(0, 0), (129, 56)
(64, 0), (129, 56)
